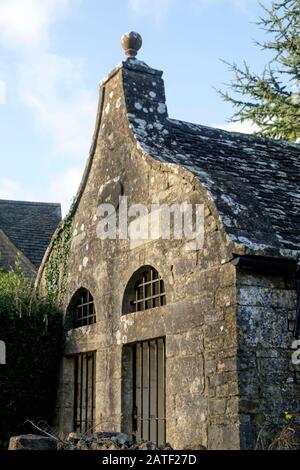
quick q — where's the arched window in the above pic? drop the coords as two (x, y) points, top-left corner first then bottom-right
(123, 266), (166, 315)
(68, 288), (96, 328)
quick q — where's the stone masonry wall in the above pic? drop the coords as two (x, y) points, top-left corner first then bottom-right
(236, 269), (299, 448)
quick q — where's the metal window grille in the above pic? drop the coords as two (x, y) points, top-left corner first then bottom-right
(132, 338), (166, 446)
(74, 290), (96, 327)
(131, 268), (166, 312)
(73, 352), (96, 434)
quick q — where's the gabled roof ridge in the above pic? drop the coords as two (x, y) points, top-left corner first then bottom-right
(169, 117), (300, 149)
(0, 199), (61, 207)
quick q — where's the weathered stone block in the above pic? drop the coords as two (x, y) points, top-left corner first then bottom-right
(167, 355), (204, 395)
(173, 253), (198, 277)
(9, 435), (57, 451)
(166, 329), (204, 358)
(208, 424), (240, 450)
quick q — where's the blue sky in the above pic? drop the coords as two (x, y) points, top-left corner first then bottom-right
(0, 0), (273, 214)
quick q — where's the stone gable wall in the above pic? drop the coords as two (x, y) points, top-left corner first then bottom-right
(48, 66), (241, 450)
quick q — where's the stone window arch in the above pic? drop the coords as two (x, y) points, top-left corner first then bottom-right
(123, 266), (166, 315)
(66, 287), (96, 329)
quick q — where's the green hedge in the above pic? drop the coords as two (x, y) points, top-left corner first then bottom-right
(0, 269), (63, 449)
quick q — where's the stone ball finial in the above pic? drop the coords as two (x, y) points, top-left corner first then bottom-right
(121, 32), (142, 58)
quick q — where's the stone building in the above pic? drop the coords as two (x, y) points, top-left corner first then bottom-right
(0, 200), (61, 276)
(37, 33), (300, 450)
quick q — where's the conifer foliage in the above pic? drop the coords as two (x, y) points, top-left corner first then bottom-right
(220, 1), (300, 141)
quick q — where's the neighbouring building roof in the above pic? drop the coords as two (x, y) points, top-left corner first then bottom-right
(0, 229), (36, 276)
(0, 200), (61, 268)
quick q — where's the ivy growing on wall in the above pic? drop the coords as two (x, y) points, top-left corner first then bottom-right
(44, 210), (74, 306)
(0, 269), (63, 449)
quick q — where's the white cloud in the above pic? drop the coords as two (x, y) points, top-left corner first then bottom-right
(129, 0), (172, 20)
(0, 167), (82, 215)
(0, 0), (71, 49)
(19, 53), (97, 159)
(129, 0), (253, 18)
(0, 178), (22, 200)
(0, 0), (91, 213)
(48, 166), (82, 214)
(213, 120), (260, 134)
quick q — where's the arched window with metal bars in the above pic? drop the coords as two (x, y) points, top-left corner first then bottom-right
(123, 266), (166, 315)
(67, 288), (96, 329)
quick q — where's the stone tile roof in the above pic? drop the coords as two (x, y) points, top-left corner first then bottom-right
(0, 200), (61, 268)
(168, 119), (300, 256)
(123, 59), (300, 259)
